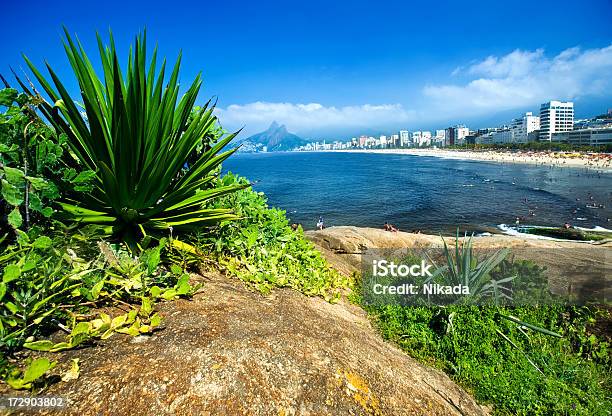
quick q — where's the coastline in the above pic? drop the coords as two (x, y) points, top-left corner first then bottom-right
(231, 150), (612, 233)
(306, 225), (612, 252)
(325, 148), (612, 172)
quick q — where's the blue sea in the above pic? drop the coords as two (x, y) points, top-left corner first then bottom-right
(223, 151), (612, 234)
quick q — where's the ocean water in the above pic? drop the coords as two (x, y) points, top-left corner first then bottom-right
(223, 151), (612, 234)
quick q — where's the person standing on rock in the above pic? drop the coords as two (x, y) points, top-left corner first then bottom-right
(317, 216), (324, 230)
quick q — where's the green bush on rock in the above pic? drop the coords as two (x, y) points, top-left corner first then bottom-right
(1, 88), (95, 237)
(1, 26), (246, 388)
(199, 172), (351, 300)
(20, 29), (246, 247)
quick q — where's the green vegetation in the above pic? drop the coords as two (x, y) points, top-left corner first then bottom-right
(0, 88), (94, 237)
(19, 29), (246, 247)
(434, 234), (515, 304)
(352, 237), (611, 415)
(0, 222), (198, 388)
(366, 304), (610, 415)
(197, 172), (351, 301)
(1, 29), (351, 391)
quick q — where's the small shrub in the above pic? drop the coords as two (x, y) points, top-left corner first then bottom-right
(199, 172), (351, 300)
(1, 88), (94, 239)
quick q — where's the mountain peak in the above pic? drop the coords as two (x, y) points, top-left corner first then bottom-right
(239, 122), (307, 152)
(268, 121), (287, 133)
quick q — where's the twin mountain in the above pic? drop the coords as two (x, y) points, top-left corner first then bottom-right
(234, 122), (308, 152)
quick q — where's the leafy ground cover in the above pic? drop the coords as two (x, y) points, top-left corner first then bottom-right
(197, 172), (352, 301)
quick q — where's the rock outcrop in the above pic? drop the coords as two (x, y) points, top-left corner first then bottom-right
(8, 271), (486, 416)
(306, 226), (611, 300)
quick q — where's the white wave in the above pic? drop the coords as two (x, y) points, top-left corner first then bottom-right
(496, 224), (581, 242)
(575, 225), (612, 232)
(497, 223), (524, 237)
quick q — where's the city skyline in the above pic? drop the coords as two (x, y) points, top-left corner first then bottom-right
(2, 0), (612, 137)
(294, 100), (612, 150)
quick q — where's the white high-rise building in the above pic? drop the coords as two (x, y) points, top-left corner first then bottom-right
(390, 134), (399, 147)
(417, 131), (432, 146)
(379, 135), (387, 147)
(399, 130), (410, 147)
(434, 130), (446, 146)
(423, 131), (432, 146)
(409, 131), (433, 147)
(510, 112), (540, 143)
(457, 127), (469, 145)
(539, 101), (574, 141)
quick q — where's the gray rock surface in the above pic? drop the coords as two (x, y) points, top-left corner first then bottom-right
(7, 271), (486, 415)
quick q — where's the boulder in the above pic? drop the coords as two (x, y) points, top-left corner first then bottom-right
(10, 272), (486, 416)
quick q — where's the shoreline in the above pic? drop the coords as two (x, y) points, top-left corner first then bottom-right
(302, 223), (612, 243)
(322, 148), (612, 172)
(306, 225), (612, 248)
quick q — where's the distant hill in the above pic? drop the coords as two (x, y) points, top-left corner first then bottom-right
(236, 122), (307, 152)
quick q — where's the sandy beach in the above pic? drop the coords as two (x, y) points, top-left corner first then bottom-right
(333, 148), (612, 172)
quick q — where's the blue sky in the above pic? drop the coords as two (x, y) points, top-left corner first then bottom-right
(3, 0), (612, 138)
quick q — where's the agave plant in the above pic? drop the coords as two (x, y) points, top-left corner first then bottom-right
(431, 231), (515, 304)
(432, 234), (562, 374)
(16, 29), (247, 245)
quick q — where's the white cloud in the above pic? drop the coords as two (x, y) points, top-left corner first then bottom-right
(216, 45), (612, 136)
(424, 45), (612, 112)
(466, 49), (546, 78)
(216, 102), (417, 136)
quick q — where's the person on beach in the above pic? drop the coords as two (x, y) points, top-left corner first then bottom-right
(383, 222), (398, 232)
(316, 217), (324, 230)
